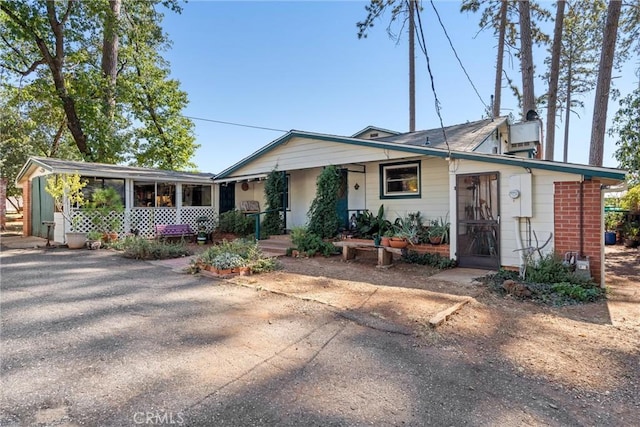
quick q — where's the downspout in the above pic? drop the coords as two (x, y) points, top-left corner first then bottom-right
(515, 218), (525, 277)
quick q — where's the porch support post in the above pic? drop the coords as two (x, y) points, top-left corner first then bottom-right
(448, 161), (457, 260)
(176, 183), (182, 223)
(281, 170), (287, 233)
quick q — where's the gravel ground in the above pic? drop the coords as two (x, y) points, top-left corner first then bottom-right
(0, 244), (637, 426)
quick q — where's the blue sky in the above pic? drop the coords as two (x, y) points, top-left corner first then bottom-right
(161, 1), (636, 173)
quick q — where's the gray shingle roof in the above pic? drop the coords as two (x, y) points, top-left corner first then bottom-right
(19, 157), (214, 183)
(375, 117), (508, 151)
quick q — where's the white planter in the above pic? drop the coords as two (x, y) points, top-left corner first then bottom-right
(66, 232), (87, 249)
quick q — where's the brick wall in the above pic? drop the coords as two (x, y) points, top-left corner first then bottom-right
(553, 180), (602, 284)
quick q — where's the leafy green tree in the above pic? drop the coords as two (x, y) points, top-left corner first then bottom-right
(0, 0), (197, 169)
(610, 88), (640, 185)
(307, 166), (341, 239)
(0, 84), (79, 205)
(262, 169), (286, 236)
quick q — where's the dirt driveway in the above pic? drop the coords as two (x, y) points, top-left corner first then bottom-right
(1, 243), (638, 426)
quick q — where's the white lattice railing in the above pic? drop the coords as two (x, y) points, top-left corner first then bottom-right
(70, 207), (217, 239)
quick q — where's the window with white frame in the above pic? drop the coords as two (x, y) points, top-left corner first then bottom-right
(380, 161), (421, 198)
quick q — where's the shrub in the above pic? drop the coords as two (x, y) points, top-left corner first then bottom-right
(525, 252), (573, 284)
(113, 236), (191, 260)
(307, 165), (341, 239)
(262, 169), (286, 235)
(401, 250), (457, 269)
(478, 261), (605, 306)
(218, 209), (254, 236)
(211, 252), (245, 270)
(196, 238), (278, 273)
(290, 226), (338, 257)
(551, 282), (604, 302)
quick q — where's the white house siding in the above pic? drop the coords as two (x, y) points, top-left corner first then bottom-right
(235, 180), (267, 212)
(230, 137), (414, 177)
(451, 158), (581, 268)
(347, 168), (366, 215)
(287, 168), (322, 228)
(231, 169), (322, 229)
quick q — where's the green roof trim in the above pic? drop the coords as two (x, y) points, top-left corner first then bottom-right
(215, 130), (627, 182)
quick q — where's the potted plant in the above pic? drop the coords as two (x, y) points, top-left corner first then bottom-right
(86, 230), (103, 249)
(380, 230), (394, 247)
(45, 173), (88, 249)
(196, 216), (208, 245)
(428, 216), (450, 245)
(389, 215), (419, 248)
(623, 222), (640, 248)
(87, 187), (124, 242)
(604, 211), (623, 245)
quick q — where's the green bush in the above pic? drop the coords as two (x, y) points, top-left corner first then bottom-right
(113, 236), (191, 260)
(478, 260), (605, 306)
(218, 209), (255, 236)
(290, 226), (338, 257)
(262, 169), (286, 235)
(401, 250), (457, 269)
(307, 165), (341, 239)
(551, 282), (604, 302)
(525, 252), (573, 284)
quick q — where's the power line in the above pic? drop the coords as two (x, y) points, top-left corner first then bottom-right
(184, 115), (287, 133)
(429, 0), (489, 111)
(413, 1), (450, 154)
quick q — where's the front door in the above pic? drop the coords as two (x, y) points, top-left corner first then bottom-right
(219, 183), (235, 214)
(456, 172), (500, 269)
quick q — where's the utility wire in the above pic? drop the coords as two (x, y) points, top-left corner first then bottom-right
(429, 0), (489, 111)
(413, 1), (451, 155)
(184, 115), (287, 133)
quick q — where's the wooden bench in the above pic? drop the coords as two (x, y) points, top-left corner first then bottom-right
(333, 241), (402, 266)
(155, 224), (195, 241)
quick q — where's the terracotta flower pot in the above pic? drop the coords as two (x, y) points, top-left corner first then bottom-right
(380, 237), (391, 247)
(429, 236), (443, 245)
(388, 238), (408, 249)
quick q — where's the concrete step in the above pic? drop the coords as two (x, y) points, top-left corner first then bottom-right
(258, 235), (292, 257)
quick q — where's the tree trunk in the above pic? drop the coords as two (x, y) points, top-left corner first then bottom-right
(493, 1), (508, 119)
(101, 0), (121, 121)
(408, 0), (416, 132)
(519, 0), (535, 118)
(40, 1), (91, 159)
(589, 0), (622, 166)
(545, 0), (565, 161)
